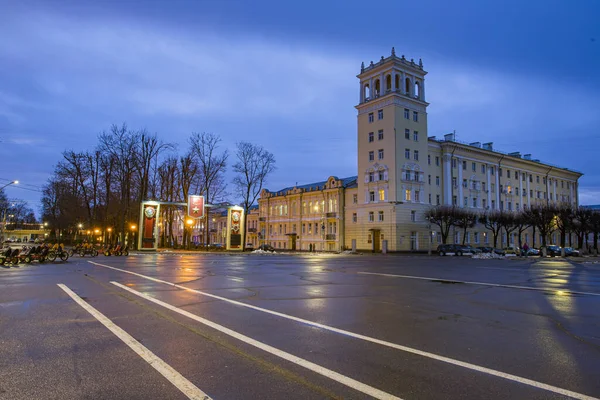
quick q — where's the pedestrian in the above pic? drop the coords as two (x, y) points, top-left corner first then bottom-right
(522, 242), (529, 256)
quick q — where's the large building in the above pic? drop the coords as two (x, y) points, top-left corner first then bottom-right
(250, 48), (583, 252)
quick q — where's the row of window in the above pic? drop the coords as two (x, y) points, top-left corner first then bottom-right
(368, 129), (419, 142)
(367, 109), (419, 123)
(267, 222), (338, 236)
(404, 148), (419, 160)
(269, 200), (339, 216)
(369, 149), (385, 161)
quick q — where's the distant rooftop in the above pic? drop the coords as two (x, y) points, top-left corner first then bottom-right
(269, 176), (358, 196)
(429, 133), (583, 175)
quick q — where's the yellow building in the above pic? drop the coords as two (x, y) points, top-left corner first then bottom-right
(251, 48), (582, 252)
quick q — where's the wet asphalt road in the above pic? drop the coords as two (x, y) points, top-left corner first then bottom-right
(1, 253), (600, 400)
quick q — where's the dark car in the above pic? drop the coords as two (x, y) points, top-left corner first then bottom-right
(437, 244), (471, 256)
(257, 244), (275, 252)
(477, 246), (505, 256)
(564, 247), (580, 257)
(462, 245), (482, 255)
(545, 245), (562, 257)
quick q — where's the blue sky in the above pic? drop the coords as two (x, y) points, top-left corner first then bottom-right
(1, 0), (599, 212)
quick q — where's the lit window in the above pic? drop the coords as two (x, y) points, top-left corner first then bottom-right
(378, 211), (384, 222)
(378, 109), (383, 120)
(378, 149), (384, 160)
(404, 108), (409, 119)
(405, 189), (411, 201)
(378, 189), (385, 201)
(378, 130), (384, 140)
(368, 113), (374, 123)
(368, 212), (374, 222)
(368, 132), (374, 142)
(369, 151), (374, 161)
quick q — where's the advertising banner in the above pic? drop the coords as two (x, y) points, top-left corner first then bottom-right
(187, 195), (205, 219)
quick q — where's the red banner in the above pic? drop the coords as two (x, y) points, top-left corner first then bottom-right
(142, 205), (157, 249)
(187, 195), (205, 219)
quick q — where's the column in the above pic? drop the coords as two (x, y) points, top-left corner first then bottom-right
(495, 167), (500, 210)
(359, 82), (364, 103)
(443, 154), (452, 205)
(546, 177), (550, 203)
(570, 182), (574, 206)
(391, 71), (396, 91)
(486, 164), (492, 209)
(401, 72), (406, 95)
(526, 172), (531, 208)
(553, 179), (557, 204)
(420, 80), (425, 101)
(457, 158), (463, 207)
(380, 73), (384, 95)
(369, 78), (373, 99)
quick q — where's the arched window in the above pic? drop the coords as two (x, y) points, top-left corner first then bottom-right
(374, 79), (381, 96)
(414, 81), (420, 98)
(364, 84), (371, 100)
(395, 74), (400, 91)
(405, 77), (411, 95)
(386, 74), (392, 92)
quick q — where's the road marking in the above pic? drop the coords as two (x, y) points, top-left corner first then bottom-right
(89, 262), (598, 399)
(357, 271), (600, 297)
(110, 281), (400, 400)
(57, 283), (212, 400)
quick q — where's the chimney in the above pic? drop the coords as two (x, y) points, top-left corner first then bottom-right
(444, 133), (455, 142)
(509, 152), (521, 158)
(523, 154), (532, 160)
(469, 142), (481, 148)
(482, 142), (493, 151)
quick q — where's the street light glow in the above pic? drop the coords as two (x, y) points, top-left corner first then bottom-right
(131, 224), (136, 230)
(186, 219), (194, 225)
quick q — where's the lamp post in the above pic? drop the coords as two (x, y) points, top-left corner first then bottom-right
(130, 224), (137, 250)
(0, 180), (18, 242)
(186, 218), (194, 250)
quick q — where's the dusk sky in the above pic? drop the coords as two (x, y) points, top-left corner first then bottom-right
(1, 0), (599, 213)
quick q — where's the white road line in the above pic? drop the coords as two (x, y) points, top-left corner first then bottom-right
(57, 284), (212, 400)
(110, 281), (400, 400)
(358, 271), (600, 297)
(88, 262), (598, 400)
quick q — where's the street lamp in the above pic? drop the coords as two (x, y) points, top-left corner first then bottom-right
(130, 224), (137, 250)
(0, 180), (18, 191)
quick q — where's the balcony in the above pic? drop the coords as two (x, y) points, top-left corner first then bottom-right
(325, 234), (336, 241)
(326, 212), (337, 218)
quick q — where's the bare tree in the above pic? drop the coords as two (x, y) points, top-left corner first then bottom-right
(523, 204), (557, 254)
(555, 204), (574, 256)
(137, 130), (174, 204)
(479, 210), (505, 248)
(514, 212), (531, 251)
(500, 212), (519, 249)
(179, 152), (199, 249)
(454, 208), (477, 245)
(589, 211), (600, 255)
(425, 206), (459, 244)
(189, 132), (228, 247)
(572, 207), (593, 251)
(232, 142), (276, 249)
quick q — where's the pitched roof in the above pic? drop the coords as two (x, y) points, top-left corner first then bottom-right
(271, 176), (358, 194)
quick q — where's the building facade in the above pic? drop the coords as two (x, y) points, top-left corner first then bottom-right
(250, 48), (583, 252)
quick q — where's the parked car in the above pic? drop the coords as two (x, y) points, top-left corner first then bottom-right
(257, 244), (275, 252)
(503, 245), (520, 255)
(545, 245), (562, 257)
(245, 243), (254, 251)
(525, 248), (540, 256)
(564, 247), (580, 257)
(462, 245), (482, 255)
(477, 246), (505, 256)
(437, 244), (466, 256)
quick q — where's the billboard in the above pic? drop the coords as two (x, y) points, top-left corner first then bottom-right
(187, 195), (205, 219)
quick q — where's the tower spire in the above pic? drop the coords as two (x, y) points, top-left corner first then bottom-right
(361, 61), (365, 72)
(391, 47), (396, 56)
